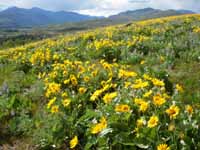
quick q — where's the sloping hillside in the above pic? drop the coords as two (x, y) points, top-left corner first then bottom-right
(0, 14), (200, 150)
(0, 7), (195, 50)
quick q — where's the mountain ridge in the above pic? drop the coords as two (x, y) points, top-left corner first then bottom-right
(0, 7), (101, 28)
(108, 7), (195, 22)
(0, 7), (195, 28)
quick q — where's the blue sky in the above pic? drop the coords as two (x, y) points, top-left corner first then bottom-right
(0, 0), (199, 16)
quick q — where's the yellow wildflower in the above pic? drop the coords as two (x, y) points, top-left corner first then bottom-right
(186, 105), (193, 115)
(136, 118), (145, 128)
(51, 105), (59, 113)
(157, 144), (170, 150)
(70, 136), (78, 149)
(139, 101), (149, 112)
(134, 98), (148, 112)
(193, 27), (200, 33)
(53, 54), (59, 60)
(63, 70), (68, 76)
(176, 84), (184, 92)
(62, 99), (71, 107)
(47, 97), (56, 109)
(102, 84), (111, 91)
(132, 79), (149, 89)
(140, 60), (145, 65)
(62, 92), (68, 98)
(134, 98), (144, 105)
(64, 79), (70, 84)
(163, 93), (171, 99)
(91, 70), (98, 77)
(151, 78), (165, 87)
(45, 82), (61, 97)
(79, 87), (87, 94)
(118, 69), (137, 78)
(143, 90), (152, 98)
(153, 94), (166, 106)
(147, 115), (159, 128)
(70, 75), (78, 86)
(103, 92), (117, 104)
(125, 82), (131, 88)
(166, 105), (180, 119)
(84, 76), (90, 82)
(90, 89), (103, 101)
(91, 117), (107, 134)
(49, 71), (57, 79)
(143, 74), (152, 80)
(115, 104), (130, 113)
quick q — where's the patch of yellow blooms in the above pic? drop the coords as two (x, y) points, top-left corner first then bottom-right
(91, 117), (107, 134)
(2, 14), (199, 149)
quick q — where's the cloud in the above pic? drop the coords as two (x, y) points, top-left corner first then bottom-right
(0, 0), (96, 10)
(0, 0), (199, 16)
(77, 0), (200, 16)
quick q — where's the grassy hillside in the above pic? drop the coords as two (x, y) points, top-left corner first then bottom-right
(0, 14), (200, 149)
(0, 8), (194, 50)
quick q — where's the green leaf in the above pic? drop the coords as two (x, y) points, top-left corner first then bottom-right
(136, 144), (149, 149)
(99, 128), (113, 137)
(84, 136), (97, 150)
(79, 109), (98, 120)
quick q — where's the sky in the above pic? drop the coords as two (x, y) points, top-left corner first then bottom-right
(0, 0), (199, 17)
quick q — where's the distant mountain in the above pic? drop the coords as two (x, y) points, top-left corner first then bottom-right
(0, 7), (195, 29)
(176, 9), (195, 14)
(108, 8), (195, 23)
(0, 7), (100, 28)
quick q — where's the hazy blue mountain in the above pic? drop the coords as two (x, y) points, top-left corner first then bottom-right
(176, 9), (195, 14)
(108, 8), (195, 22)
(0, 7), (101, 28)
(0, 7), (195, 29)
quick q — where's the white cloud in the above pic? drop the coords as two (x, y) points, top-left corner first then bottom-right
(77, 0), (200, 16)
(0, 0), (199, 16)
